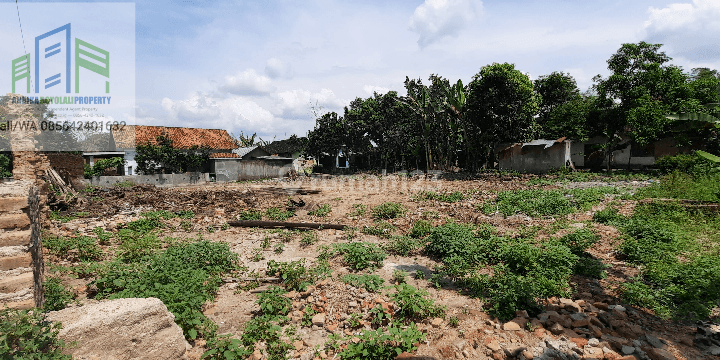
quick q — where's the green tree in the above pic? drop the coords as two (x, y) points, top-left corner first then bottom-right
(305, 112), (347, 164)
(135, 134), (210, 174)
(466, 63), (540, 166)
(534, 72), (591, 140)
(593, 42), (700, 169)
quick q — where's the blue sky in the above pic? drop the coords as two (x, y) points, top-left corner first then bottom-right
(7, 0), (720, 141)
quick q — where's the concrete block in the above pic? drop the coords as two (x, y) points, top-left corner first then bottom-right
(0, 197), (29, 212)
(0, 213), (31, 229)
(0, 230), (31, 246)
(0, 272), (33, 293)
(0, 253), (32, 271)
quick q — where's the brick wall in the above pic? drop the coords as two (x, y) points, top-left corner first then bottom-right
(0, 181), (34, 309)
(45, 152), (85, 189)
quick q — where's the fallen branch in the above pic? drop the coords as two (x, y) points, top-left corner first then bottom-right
(227, 220), (346, 230)
(223, 277), (280, 283)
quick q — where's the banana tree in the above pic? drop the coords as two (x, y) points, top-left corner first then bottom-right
(399, 85), (441, 171)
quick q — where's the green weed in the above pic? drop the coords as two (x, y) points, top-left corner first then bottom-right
(0, 308), (72, 359)
(308, 204), (332, 217)
(371, 202), (407, 220)
(341, 274), (385, 292)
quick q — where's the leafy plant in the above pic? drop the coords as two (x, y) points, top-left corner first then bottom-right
(384, 236), (423, 256)
(348, 204), (367, 217)
(371, 202), (407, 219)
(201, 334), (252, 359)
(266, 259), (331, 291)
(0, 308), (72, 359)
(448, 316), (460, 327)
(308, 204), (332, 217)
(390, 284), (445, 322)
(412, 190), (465, 203)
(0, 154), (12, 178)
(265, 207), (295, 221)
(361, 221), (396, 239)
(256, 286), (292, 316)
(84, 157), (125, 178)
(43, 277), (76, 311)
(333, 242), (387, 271)
(299, 231), (318, 246)
(392, 270), (409, 284)
(408, 220), (433, 239)
(341, 274), (385, 293)
(335, 323), (425, 360)
(238, 209), (262, 220)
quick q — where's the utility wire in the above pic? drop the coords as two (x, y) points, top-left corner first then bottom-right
(16, 0), (33, 93)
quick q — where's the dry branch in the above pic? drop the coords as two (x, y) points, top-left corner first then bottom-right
(227, 220), (346, 230)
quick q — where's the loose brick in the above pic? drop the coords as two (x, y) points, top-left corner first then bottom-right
(0, 272), (33, 293)
(0, 213), (31, 229)
(0, 253), (32, 271)
(0, 197), (28, 212)
(0, 230), (31, 246)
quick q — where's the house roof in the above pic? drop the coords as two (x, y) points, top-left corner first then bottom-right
(232, 146), (270, 158)
(112, 125), (237, 150)
(209, 153), (240, 159)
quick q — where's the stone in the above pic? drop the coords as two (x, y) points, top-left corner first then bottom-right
(644, 348), (675, 360)
(0, 271), (33, 293)
(0, 197), (28, 212)
(0, 253), (32, 271)
(348, 301), (358, 308)
(486, 340), (501, 352)
(621, 346), (635, 355)
(593, 302), (609, 311)
(643, 335), (665, 349)
(45, 298), (189, 360)
(0, 213), (30, 229)
(431, 318), (443, 328)
(570, 337), (588, 348)
(503, 321), (522, 331)
(709, 346), (720, 356)
(616, 323), (643, 339)
(312, 313), (326, 327)
(515, 310), (529, 318)
(293, 340), (304, 350)
(0, 230), (31, 246)
(583, 346), (604, 359)
(588, 338), (600, 347)
(503, 344), (526, 358)
(549, 323), (564, 335)
(560, 298), (582, 313)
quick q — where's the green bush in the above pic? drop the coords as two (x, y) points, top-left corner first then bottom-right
(635, 171), (720, 202)
(256, 286), (292, 316)
(265, 207), (295, 221)
(266, 259), (331, 291)
(336, 323), (425, 360)
(0, 154), (12, 178)
(308, 204), (332, 217)
(84, 157), (125, 178)
(42, 235), (103, 261)
(362, 221), (396, 239)
(43, 278), (76, 311)
(371, 202), (407, 220)
(333, 242), (387, 271)
(412, 190), (465, 203)
(389, 284), (445, 322)
(483, 187), (620, 217)
(117, 229), (161, 262)
(341, 274), (384, 292)
(347, 204), (367, 217)
(238, 209), (262, 220)
(655, 152), (714, 177)
(201, 334), (252, 359)
(408, 220), (433, 238)
(0, 308), (72, 359)
(554, 228), (599, 255)
(384, 236), (423, 256)
(92, 240), (240, 340)
(593, 206), (626, 225)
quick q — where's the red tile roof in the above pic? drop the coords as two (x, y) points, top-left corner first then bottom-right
(209, 153), (240, 158)
(113, 125), (237, 150)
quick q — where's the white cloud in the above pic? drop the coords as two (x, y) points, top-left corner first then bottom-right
(274, 88), (348, 118)
(644, 0), (720, 62)
(264, 58), (293, 79)
(363, 85), (390, 95)
(409, 0), (483, 48)
(220, 69), (276, 95)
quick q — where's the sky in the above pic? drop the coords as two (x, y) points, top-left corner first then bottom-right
(6, 0), (720, 142)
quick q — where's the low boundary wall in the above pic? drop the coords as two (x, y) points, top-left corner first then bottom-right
(87, 172), (209, 187)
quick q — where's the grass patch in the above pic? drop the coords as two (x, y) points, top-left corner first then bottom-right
(308, 204), (332, 217)
(412, 190), (465, 203)
(371, 202), (407, 220)
(362, 221), (396, 239)
(482, 187), (622, 217)
(265, 207), (295, 221)
(238, 209), (262, 220)
(331, 242), (387, 271)
(341, 274), (385, 292)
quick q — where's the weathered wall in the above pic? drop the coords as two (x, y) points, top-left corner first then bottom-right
(45, 152), (85, 189)
(498, 141), (571, 174)
(0, 180), (34, 309)
(211, 159), (294, 181)
(87, 172), (209, 187)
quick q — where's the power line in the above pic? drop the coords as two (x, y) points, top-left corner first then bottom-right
(16, 0), (33, 93)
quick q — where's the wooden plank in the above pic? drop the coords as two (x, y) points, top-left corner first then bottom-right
(227, 220), (346, 230)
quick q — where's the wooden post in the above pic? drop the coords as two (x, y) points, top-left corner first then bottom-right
(28, 187), (44, 308)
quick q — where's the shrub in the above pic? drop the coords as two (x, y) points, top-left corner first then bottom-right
(308, 204), (332, 217)
(201, 334), (252, 359)
(42, 235), (103, 261)
(43, 277), (76, 311)
(299, 231), (318, 246)
(341, 274), (385, 292)
(238, 209), (262, 220)
(347, 204), (367, 217)
(412, 191), (465, 203)
(0, 154), (12, 178)
(362, 221), (396, 239)
(392, 270), (409, 284)
(384, 236), (423, 256)
(256, 286), (292, 316)
(408, 220), (433, 238)
(371, 202), (407, 219)
(92, 240), (240, 340)
(117, 229), (161, 262)
(593, 206), (626, 225)
(266, 259), (331, 291)
(0, 308), (72, 359)
(554, 228), (599, 255)
(265, 207), (295, 221)
(425, 222), (494, 264)
(655, 152), (714, 177)
(333, 242), (387, 271)
(483, 187), (620, 217)
(390, 284), (445, 322)
(335, 323), (425, 360)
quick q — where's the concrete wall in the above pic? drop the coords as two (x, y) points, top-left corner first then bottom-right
(498, 141), (571, 174)
(211, 159), (294, 181)
(87, 172), (209, 187)
(0, 180), (34, 309)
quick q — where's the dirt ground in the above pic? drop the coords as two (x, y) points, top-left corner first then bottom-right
(47, 174), (717, 360)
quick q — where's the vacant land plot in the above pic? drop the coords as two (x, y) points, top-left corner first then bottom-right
(37, 172), (720, 360)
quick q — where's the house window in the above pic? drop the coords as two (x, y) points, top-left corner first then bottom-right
(127, 166), (133, 175)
